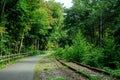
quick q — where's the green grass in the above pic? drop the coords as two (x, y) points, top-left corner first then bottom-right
(102, 67), (120, 80)
(75, 69), (105, 80)
(55, 77), (65, 80)
(47, 77), (65, 80)
(43, 67), (50, 71)
(105, 68), (120, 76)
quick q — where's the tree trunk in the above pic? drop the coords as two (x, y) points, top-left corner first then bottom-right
(19, 32), (24, 54)
(99, 14), (103, 47)
(38, 40), (39, 50)
(0, 32), (3, 40)
(90, 25), (95, 43)
(92, 25), (95, 43)
(15, 42), (19, 53)
(0, 32), (3, 54)
(34, 39), (37, 50)
(0, 0), (6, 22)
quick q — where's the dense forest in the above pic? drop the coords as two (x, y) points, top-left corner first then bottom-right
(0, 0), (63, 55)
(55, 0), (120, 70)
(0, 0), (120, 71)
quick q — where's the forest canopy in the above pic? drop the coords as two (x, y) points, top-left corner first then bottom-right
(0, 0), (63, 54)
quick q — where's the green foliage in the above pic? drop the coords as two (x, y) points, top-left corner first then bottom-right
(103, 37), (120, 69)
(54, 48), (64, 59)
(29, 50), (45, 56)
(0, 41), (9, 55)
(55, 32), (104, 67)
(55, 35), (120, 69)
(72, 32), (90, 62)
(82, 48), (104, 67)
(62, 46), (74, 61)
(0, 0), (120, 72)
(0, 0), (64, 55)
(55, 32), (120, 69)
(55, 0), (120, 70)
(55, 78), (65, 80)
(60, 32), (90, 62)
(47, 1), (64, 48)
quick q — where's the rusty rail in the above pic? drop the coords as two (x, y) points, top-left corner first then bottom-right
(73, 61), (120, 79)
(56, 58), (120, 80)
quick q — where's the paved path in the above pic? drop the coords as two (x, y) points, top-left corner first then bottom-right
(0, 55), (45, 80)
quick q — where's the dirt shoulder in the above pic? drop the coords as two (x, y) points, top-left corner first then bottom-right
(34, 56), (87, 80)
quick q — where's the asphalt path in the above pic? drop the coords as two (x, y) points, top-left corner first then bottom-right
(0, 54), (45, 80)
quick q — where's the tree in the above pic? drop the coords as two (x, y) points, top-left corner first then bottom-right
(47, 0), (64, 48)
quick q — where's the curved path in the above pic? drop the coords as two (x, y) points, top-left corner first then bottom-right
(0, 55), (45, 80)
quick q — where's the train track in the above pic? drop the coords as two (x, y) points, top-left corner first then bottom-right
(56, 58), (120, 80)
(73, 61), (120, 79)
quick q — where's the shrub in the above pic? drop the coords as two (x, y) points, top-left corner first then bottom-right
(82, 47), (104, 67)
(55, 32), (92, 62)
(54, 48), (64, 59)
(62, 46), (74, 61)
(28, 50), (45, 56)
(103, 37), (119, 69)
(72, 32), (91, 62)
(54, 32), (120, 69)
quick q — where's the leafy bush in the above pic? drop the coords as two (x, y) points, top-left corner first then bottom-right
(0, 40), (10, 55)
(55, 78), (65, 80)
(28, 50), (45, 56)
(82, 48), (104, 67)
(72, 32), (91, 62)
(54, 32), (120, 69)
(55, 32), (93, 62)
(103, 37), (120, 69)
(62, 46), (74, 61)
(54, 48), (64, 59)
